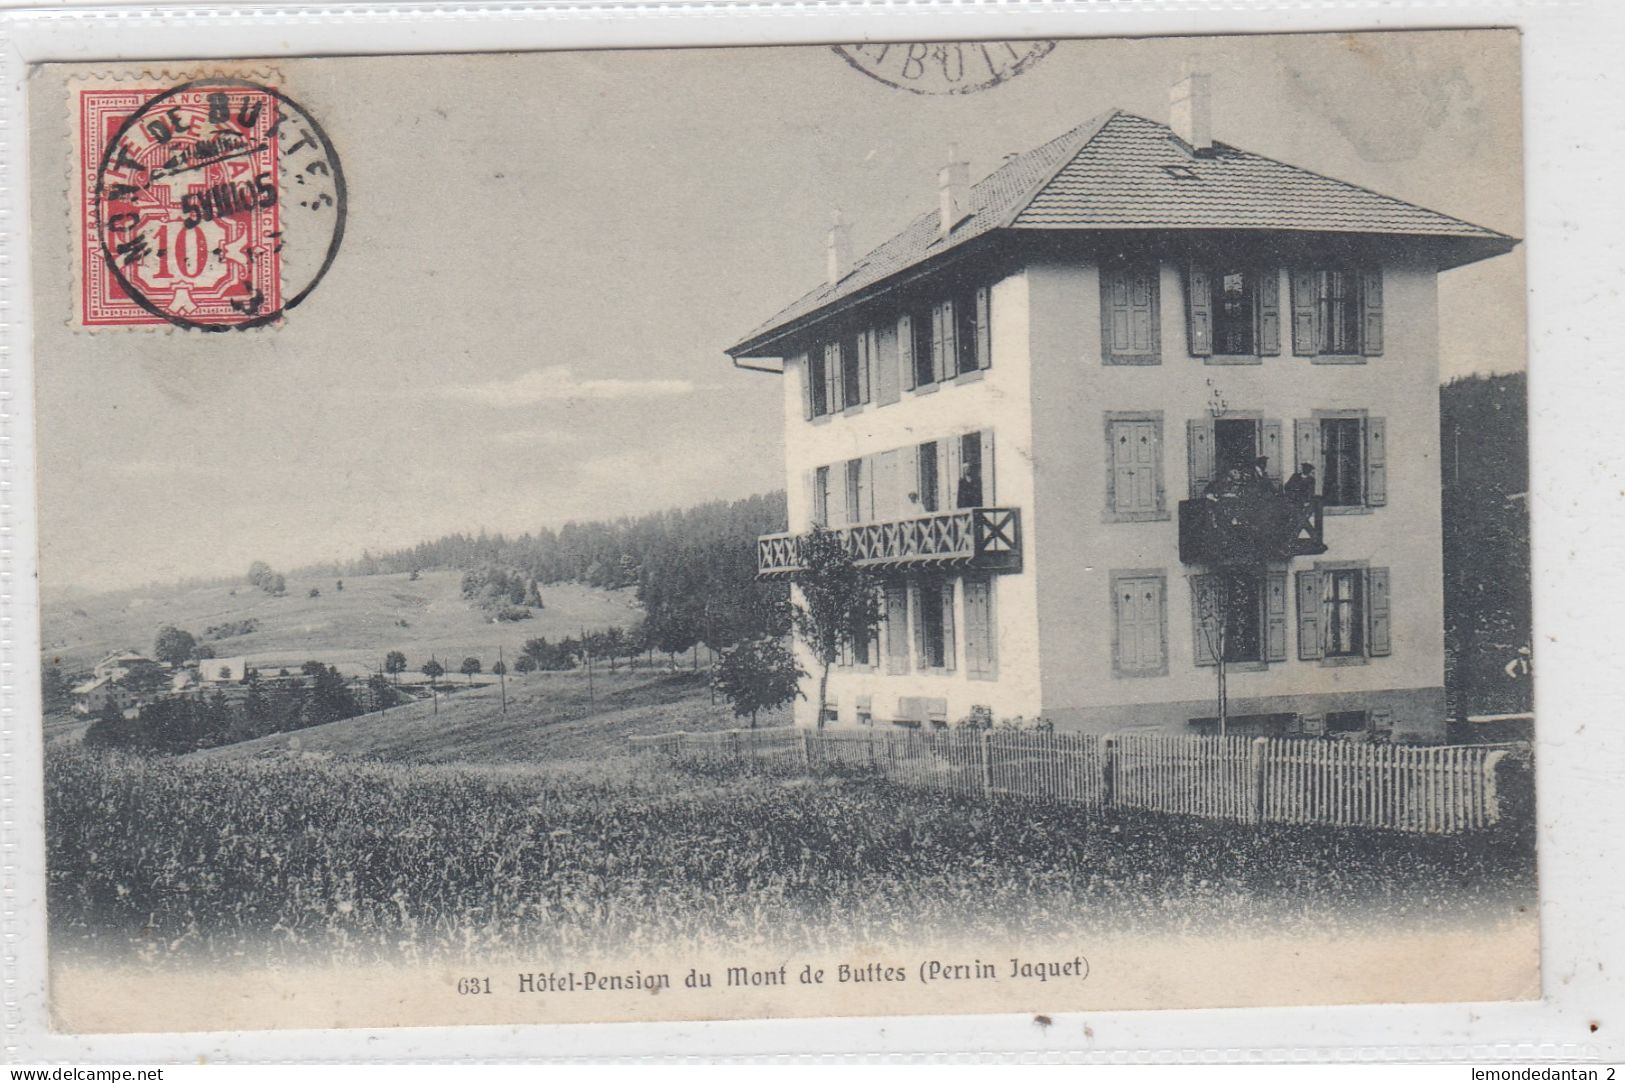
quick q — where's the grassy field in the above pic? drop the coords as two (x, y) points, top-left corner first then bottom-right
(48, 736), (1535, 967)
(41, 570), (637, 676)
(194, 669), (782, 765)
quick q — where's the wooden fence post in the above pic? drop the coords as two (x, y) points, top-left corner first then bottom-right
(1482, 749), (1508, 826)
(801, 730), (813, 775)
(980, 731), (994, 796)
(1250, 737), (1268, 824)
(1102, 736), (1117, 808)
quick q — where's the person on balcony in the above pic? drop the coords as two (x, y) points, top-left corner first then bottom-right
(1285, 462), (1318, 503)
(957, 464), (982, 509)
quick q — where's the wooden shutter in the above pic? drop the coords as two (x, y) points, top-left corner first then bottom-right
(1257, 268), (1282, 355)
(1364, 416), (1387, 506)
(1190, 575), (1217, 667)
(899, 444), (919, 512)
(884, 584), (910, 674)
(979, 429), (996, 505)
(944, 434), (963, 510)
(898, 314), (916, 391)
(797, 352), (813, 420)
(1367, 566), (1391, 656)
(875, 322), (900, 405)
(802, 469), (817, 528)
(940, 299), (957, 380)
(1296, 569), (1323, 660)
(1122, 577), (1164, 673)
(910, 581), (927, 665)
(1260, 419), (1284, 482)
(1361, 269), (1384, 356)
(1265, 571), (1288, 662)
(1111, 420), (1159, 515)
(1187, 417), (1215, 499)
(857, 457), (874, 522)
(827, 464), (847, 528)
(1290, 270), (1319, 356)
(856, 331), (873, 404)
(929, 302), (946, 384)
(824, 342), (842, 413)
(874, 449), (901, 520)
(1101, 265), (1128, 359)
(1294, 418), (1321, 485)
(963, 576), (996, 680)
(1187, 265), (1213, 356)
(975, 285), (992, 370)
(939, 579), (957, 672)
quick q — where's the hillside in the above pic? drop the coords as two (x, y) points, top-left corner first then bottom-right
(41, 570), (637, 677)
(191, 669), (789, 765)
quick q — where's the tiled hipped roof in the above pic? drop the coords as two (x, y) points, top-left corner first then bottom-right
(730, 109), (1515, 355)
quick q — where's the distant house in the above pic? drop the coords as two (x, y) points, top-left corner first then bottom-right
(71, 675), (153, 718)
(199, 657), (250, 684)
(92, 649), (151, 682)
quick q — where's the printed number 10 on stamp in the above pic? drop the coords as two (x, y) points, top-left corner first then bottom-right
(76, 77), (344, 331)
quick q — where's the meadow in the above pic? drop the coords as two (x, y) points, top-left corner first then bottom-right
(41, 570), (636, 675)
(46, 722), (1535, 968)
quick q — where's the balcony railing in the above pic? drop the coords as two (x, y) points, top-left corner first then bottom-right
(1179, 494), (1327, 566)
(757, 507), (1022, 579)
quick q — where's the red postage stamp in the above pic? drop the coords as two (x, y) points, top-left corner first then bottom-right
(78, 83), (284, 327)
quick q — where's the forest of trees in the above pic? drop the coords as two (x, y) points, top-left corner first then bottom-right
(1441, 372), (1532, 716)
(305, 492), (792, 655)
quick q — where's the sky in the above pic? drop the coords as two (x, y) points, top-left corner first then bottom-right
(31, 30), (1524, 594)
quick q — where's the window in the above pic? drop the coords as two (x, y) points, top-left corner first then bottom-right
(883, 583), (910, 674)
(1212, 269), (1255, 355)
(909, 309), (935, 387)
(840, 332), (870, 409)
(1297, 565), (1391, 662)
(1325, 709), (1368, 734)
(812, 465), (831, 527)
(1193, 570), (1289, 667)
(1187, 264), (1280, 359)
(1320, 417), (1363, 506)
(1291, 267), (1383, 358)
(845, 458), (870, 524)
(806, 348), (829, 418)
(916, 441), (940, 513)
(1322, 569), (1364, 658)
(1293, 413), (1387, 508)
(1187, 414), (1285, 497)
(1105, 413), (1164, 520)
(962, 575), (997, 680)
(1100, 261), (1160, 364)
(1214, 417), (1258, 475)
(912, 578), (955, 672)
(1112, 572), (1166, 677)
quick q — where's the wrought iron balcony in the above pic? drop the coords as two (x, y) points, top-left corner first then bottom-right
(757, 507), (1022, 579)
(1179, 494), (1326, 566)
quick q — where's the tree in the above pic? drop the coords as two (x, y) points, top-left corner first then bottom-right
(41, 663), (70, 713)
(1191, 574), (1235, 736)
(713, 636), (804, 728)
(421, 657), (444, 715)
(384, 650), (407, 686)
(459, 656), (482, 685)
(336, 579), (344, 592)
(367, 673), (392, 713)
(790, 526), (882, 729)
(153, 625), (197, 667)
(308, 587), (321, 599)
(513, 654), (537, 674)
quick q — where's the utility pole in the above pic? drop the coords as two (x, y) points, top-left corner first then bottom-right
(498, 645), (506, 715)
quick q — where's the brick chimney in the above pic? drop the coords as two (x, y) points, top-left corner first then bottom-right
(938, 144), (970, 236)
(1170, 72), (1213, 155)
(825, 209), (853, 286)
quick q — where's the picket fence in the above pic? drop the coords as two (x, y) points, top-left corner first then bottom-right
(628, 728), (1514, 835)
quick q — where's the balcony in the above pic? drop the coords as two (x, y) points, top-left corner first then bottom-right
(757, 507), (1022, 579)
(1179, 494), (1327, 566)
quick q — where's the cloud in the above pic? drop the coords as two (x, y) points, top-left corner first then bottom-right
(444, 365), (695, 406)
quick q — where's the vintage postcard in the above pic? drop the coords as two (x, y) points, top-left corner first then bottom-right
(27, 29), (1536, 1036)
